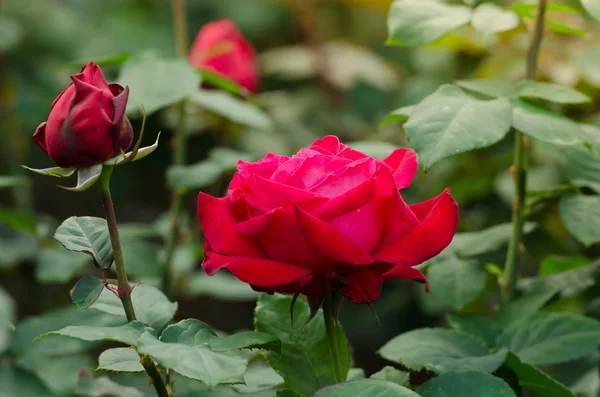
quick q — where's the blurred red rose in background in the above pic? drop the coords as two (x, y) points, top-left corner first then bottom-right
(189, 19), (259, 94)
(198, 136), (458, 304)
(33, 62), (133, 168)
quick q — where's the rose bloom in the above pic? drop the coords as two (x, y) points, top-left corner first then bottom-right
(189, 19), (259, 94)
(33, 62), (133, 168)
(198, 136), (458, 304)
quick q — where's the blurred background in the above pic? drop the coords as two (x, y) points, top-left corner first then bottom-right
(2, 0), (600, 394)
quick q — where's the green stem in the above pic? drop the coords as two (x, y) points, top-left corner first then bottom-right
(323, 293), (345, 383)
(162, 0), (189, 298)
(502, 0), (547, 304)
(98, 167), (169, 397)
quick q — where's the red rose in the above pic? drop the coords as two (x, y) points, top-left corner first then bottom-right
(33, 62), (133, 168)
(189, 19), (259, 94)
(198, 136), (459, 303)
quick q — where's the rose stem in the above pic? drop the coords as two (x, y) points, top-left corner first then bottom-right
(162, 0), (190, 299)
(99, 166), (170, 397)
(323, 293), (345, 383)
(502, 0), (547, 304)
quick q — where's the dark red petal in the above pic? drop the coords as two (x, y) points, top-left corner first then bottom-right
(237, 152), (287, 179)
(374, 188), (458, 267)
(32, 122), (48, 153)
(285, 155), (352, 190)
(382, 148), (418, 189)
(294, 204), (374, 266)
(255, 202), (333, 271)
(248, 174), (328, 211)
(382, 265), (428, 291)
(237, 211), (272, 236)
(310, 173), (375, 220)
(341, 268), (383, 304)
(109, 85), (133, 154)
(197, 193), (265, 258)
(202, 251), (311, 287)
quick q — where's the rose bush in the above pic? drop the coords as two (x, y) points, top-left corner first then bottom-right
(33, 62), (133, 168)
(188, 19), (259, 93)
(198, 136), (459, 303)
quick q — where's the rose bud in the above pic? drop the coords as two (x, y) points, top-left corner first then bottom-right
(33, 62), (133, 168)
(189, 19), (259, 94)
(198, 136), (459, 305)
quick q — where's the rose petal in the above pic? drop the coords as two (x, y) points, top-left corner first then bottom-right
(109, 85), (133, 154)
(310, 135), (346, 155)
(310, 157), (377, 198)
(202, 251), (311, 287)
(237, 211), (272, 236)
(382, 148), (418, 189)
(249, 174), (328, 211)
(341, 268), (383, 303)
(374, 188), (458, 267)
(310, 173), (375, 220)
(382, 266), (428, 291)
(238, 152), (287, 179)
(33, 122), (48, 153)
(294, 204), (374, 265)
(198, 193), (265, 258)
(256, 202), (333, 271)
(285, 155), (352, 190)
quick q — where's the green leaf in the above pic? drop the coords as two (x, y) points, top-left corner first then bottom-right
(160, 319), (217, 346)
(10, 306), (123, 356)
(0, 228), (38, 268)
(446, 314), (500, 346)
(35, 246), (90, 283)
(0, 287), (15, 354)
(71, 275), (105, 309)
(119, 54), (201, 116)
(504, 352), (576, 397)
(404, 85), (512, 169)
(561, 139), (600, 193)
(104, 133), (161, 166)
(315, 379), (419, 397)
(35, 321), (150, 347)
(17, 353), (94, 396)
(518, 260), (600, 298)
(232, 362), (284, 393)
(59, 164), (103, 192)
(387, 0), (472, 47)
(184, 271), (259, 301)
(97, 347), (144, 372)
(455, 79), (512, 98)
(510, 98), (584, 145)
(120, 240), (162, 278)
(370, 367), (410, 387)
(450, 222), (537, 257)
(198, 69), (247, 97)
(54, 216), (113, 270)
(21, 165), (76, 178)
(496, 312), (600, 366)
(418, 371), (517, 397)
(546, 20), (585, 37)
(0, 360), (52, 397)
(210, 331), (281, 353)
(512, 81), (590, 104)
(428, 256), (487, 311)
(189, 90), (273, 130)
(89, 284), (177, 331)
(495, 285), (557, 327)
(559, 193), (600, 246)
(277, 390), (304, 397)
(581, 0), (600, 23)
(538, 255), (590, 276)
(75, 373), (144, 397)
(136, 332), (247, 387)
(167, 160), (223, 190)
(378, 328), (507, 374)
(0, 208), (36, 234)
(0, 175), (29, 189)
(254, 293), (350, 397)
(347, 141), (400, 160)
(380, 106), (414, 126)
(471, 4), (519, 35)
